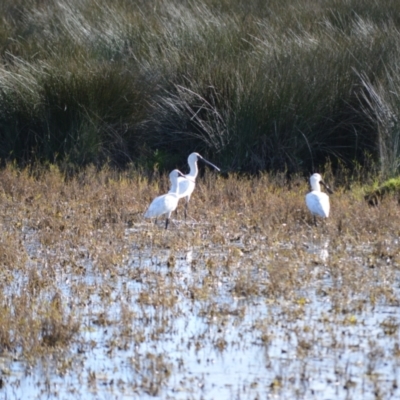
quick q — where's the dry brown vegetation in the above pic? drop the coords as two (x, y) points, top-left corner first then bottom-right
(0, 164), (399, 397)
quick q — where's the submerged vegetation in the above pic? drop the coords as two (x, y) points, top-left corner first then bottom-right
(0, 164), (400, 397)
(0, 0), (400, 176)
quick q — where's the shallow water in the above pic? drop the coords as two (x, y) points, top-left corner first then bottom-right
(1, 227), (400, 400)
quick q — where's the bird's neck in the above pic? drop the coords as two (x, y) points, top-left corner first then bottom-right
(187, 161), (198, 179)
(312, 182), (321, 192)
(170, 181), (179, 194)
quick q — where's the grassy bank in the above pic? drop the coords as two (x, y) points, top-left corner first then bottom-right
(1, 0), (400, 176)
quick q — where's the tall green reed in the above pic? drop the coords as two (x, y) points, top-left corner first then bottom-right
(0, 0), (400, 175)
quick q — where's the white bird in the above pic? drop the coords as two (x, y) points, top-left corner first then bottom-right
(144, 169), (186, 229)
(170, 152), (220, 219)
(305, 173), (333, 225)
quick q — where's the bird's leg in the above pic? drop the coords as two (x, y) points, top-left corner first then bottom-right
(314, 215), (317, 226)
(165, 217), (170, 229)
(184, 199), (189, 220)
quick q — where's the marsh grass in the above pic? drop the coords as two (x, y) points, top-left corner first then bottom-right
(1, 0), (400, 174)
(0, 163), (400, 397)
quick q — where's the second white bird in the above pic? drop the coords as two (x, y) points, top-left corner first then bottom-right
(144, 169), (186, 229)
(305, 173), (333, 225)
(170, 152), (220, 219)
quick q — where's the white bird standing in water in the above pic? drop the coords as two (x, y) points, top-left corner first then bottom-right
(170, 152), (220, 219)
(144, 169), (186, 229)
(305, 173), (333, 225)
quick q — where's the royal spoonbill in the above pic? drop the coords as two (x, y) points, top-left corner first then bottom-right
(170, 152), (220, 218)
(305, 173), (333, 225)
(144, 169), (186, 229)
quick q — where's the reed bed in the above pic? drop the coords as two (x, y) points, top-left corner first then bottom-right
(0, 164), (399, 398)
(1, 0), (400, 176)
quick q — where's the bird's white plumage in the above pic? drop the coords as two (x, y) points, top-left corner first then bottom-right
(143, 192), (180, 219)
(144, 170), (183, 228)
(305, 173), (330, 218)
(169, 152), (220, 218)
(176, 176), (195, 200)
(169, 153), (200, 200)
(176, 153), (199, 200)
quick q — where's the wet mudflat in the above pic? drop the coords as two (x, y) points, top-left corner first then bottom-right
(0, 167), (399, 399)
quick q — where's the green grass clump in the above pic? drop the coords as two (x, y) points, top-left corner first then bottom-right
(1, 0), (400, 175)
(364, 176), (400, 205)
